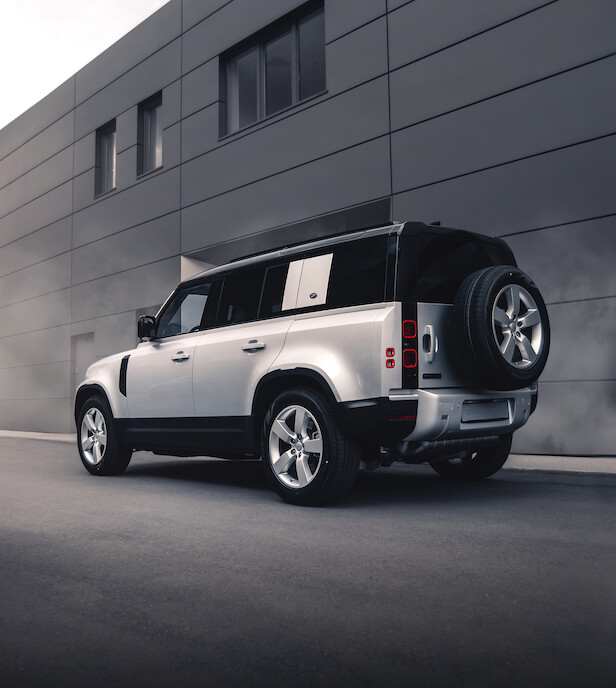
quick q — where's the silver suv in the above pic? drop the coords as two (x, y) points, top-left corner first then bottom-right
(75, 221), (550, 505)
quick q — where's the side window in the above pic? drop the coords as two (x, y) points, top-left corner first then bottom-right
(259, 264), (289, 318)
(327, 236), (389, 308)
(156, 283), (211, 338)
(217, 267), (266, 326)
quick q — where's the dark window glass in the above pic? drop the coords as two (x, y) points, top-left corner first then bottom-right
(416, 232), (516, 303)
(218, 267), (266, 326)
(138, 92), (162, 175)
(265, 30), (293, 116)
(298, 8), (325, 100)
(95, 120), (116, 195)
(327, 236), (389, 309)
(228, 46), (259, 131)
(224, 4), (324, 133)
(156, 283), (211, 338)
(259, 264), (289, 318)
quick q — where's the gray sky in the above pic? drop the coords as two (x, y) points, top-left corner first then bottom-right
(0, 0), (171, 131)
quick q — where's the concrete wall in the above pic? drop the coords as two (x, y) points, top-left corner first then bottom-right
(0, 0), (614, 455)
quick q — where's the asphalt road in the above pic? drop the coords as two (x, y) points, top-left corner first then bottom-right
(0, 438), (614, 688)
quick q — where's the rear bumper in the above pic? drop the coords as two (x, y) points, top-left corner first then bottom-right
(389, 384), (537, 442)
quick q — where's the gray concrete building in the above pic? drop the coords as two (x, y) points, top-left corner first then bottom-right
(0, 0), (614, 456)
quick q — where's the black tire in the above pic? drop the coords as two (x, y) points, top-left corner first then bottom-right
(429, 434), (512, 481)
(262, 388), (360, 506)
(453, 265), (550, 390)
(77, 395), (132, 476)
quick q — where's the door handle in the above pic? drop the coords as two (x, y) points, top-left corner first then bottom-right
(241, 340), (266, 352)
(422, 325), (438, 363)
(171, 351), (190, 362)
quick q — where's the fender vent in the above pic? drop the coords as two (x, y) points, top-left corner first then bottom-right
(119, 355), (130, 397)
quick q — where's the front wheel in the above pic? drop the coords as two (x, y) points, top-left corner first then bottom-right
(262, 388), (360, 506)
(77, 395), (132, 476)
(429, 434), (512, 481)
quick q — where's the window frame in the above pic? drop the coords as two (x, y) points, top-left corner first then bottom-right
(94, 119), (117, 196)
(222, 2), (325, 135)
(155, 281), (216, 339)
(137, 91), (163, 176)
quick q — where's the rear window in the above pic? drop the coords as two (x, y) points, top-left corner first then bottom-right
(399, 231), (515, 304)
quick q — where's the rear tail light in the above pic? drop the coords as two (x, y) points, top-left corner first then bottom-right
(403, 349), (417, 368)
(403, 320), (417, 338)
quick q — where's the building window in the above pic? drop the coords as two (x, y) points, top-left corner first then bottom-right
(95, 119), (116, 195)
(224, 3), (325, 134)
(138, 92), (163, 175)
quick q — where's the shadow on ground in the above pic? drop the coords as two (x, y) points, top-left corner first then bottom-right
(119, 452), (596, 508)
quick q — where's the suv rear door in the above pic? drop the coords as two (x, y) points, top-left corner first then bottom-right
(192, 262), (294, 419)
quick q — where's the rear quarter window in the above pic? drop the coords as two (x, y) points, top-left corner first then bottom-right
(326, 235), (389, 309)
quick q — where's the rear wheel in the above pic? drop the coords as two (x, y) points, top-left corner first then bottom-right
(262, 388), (360, 505)
(77, 395), (132, 476)
(429, 434), (512, 481)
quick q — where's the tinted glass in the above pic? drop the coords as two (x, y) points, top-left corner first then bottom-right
(417, 232), (516, 303)
(143, 97), (162, 172)
(228, 46), (259, 131)
(327, 236), (389, 309)
(298, 8), (325, 100)
(218, 267), (266, 326)
(259, 264), (289, 318)
(265, 29), (293, 116)
(156, 283), (211, 338)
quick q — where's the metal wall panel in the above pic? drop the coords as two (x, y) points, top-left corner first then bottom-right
(388, 0), (547, 69)
(94, 311), (139, 359)
(0, 398), (72, 433)
(182, 0), (230, 33)
(163, 80), (182, 129)
(0, 219), (71, 278)
(389, 0), (616, 130)
(326, 16), (388, 94)
(0, 290), (71, 339)
(391, 56), (616, 193)
(0, 253), (71, 308)
(0, 361), (71, 401)
(181, 76), (390, 206)
(75, 40), (182, 140)
(0, 77), (74, 160)
(541, 298), (616, 382)
(0, 147), (73, 217)
(75, 0), (182, 104)
(73, 133), (95, 177)
(181, 105), (220, 162)
(71, 258), (179, 323)
(71, 213), (180, 285)
(181, 59), (219, 118)
(326, 0), (386, 43)
(182, 0), (300, 73)
(181, 136), (391, 253)
(513, 381), (616, 455)
(72, 167), (180, 248)
(0, 182), (72, 247)
(392, 136), (616, 236)
(506, 218), (616, 304)
(0, 325), (70, 369)
(0, 112), (74, 190)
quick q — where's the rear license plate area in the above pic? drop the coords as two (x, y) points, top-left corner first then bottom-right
(461, 400), (509, 423)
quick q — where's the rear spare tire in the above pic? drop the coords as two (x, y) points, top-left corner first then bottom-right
(453, 265), (550, 390)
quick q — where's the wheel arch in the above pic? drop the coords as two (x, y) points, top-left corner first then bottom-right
(251, 368), (338, 445)
(74, 384), (111, 425)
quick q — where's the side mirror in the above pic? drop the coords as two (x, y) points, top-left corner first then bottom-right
(137, 315), (156, 340)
